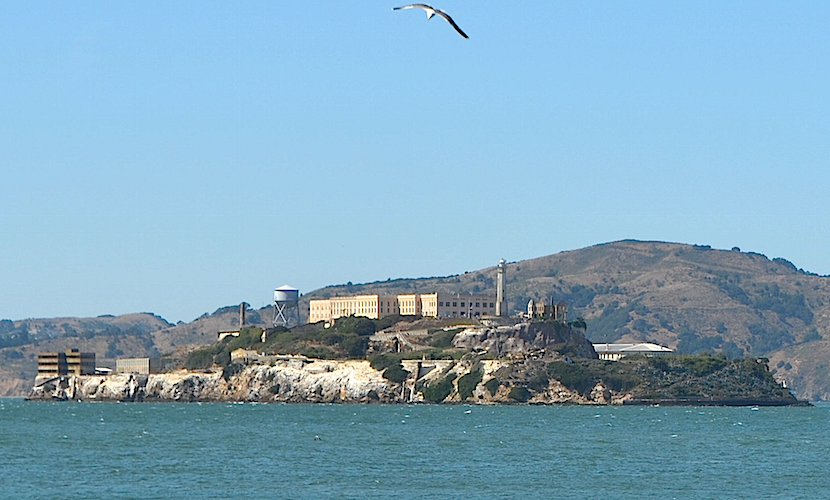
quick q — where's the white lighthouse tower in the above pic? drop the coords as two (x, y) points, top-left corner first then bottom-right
(496, 258), (507, 317)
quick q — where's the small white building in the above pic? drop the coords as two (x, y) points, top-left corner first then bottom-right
(218, 331), (240, 341)
(593, 343), (674, 361)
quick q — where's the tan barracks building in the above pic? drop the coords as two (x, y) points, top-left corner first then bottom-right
(309, 292), (497, 323)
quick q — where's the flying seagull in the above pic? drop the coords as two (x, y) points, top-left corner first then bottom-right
(392, 4), (468, 39)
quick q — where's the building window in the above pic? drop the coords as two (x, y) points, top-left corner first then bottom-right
(475, 302), (480, 307)
(453, 302), (457, 307)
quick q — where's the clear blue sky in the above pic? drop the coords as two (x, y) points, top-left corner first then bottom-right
(2, 1), (828, 323)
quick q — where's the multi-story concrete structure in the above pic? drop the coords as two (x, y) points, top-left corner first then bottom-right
(309, 294), (398, 322)
(37, 352), (63, 376)
(309, 259), (507, 324)
(434, 293), (496, 318)
(37, 349), (96, 376)
(116, 357), (163, 375)
(65, 349), (96, 375)
(309, 292), (497, 323)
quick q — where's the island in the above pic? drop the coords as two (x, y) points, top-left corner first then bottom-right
(28, 314), (801, 406)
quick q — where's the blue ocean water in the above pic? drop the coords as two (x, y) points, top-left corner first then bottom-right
(1, 399), (828, 499)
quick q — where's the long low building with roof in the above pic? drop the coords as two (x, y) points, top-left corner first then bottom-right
(593, 342), (674, 361)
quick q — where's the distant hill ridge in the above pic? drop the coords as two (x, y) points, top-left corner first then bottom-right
(308, 240), (829, 357)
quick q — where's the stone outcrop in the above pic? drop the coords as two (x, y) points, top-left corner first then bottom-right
(453, 322), (597, 359)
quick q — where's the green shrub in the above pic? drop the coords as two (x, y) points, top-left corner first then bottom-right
(677, 354), (728, 377)
(184, 343), (230, 369)
(214, 350), (231, 367)
(335, 316), (376, 336)
(648, 357), (670, 372)
(544, 359), (644, 395)
(184, 349), (215, 370)
(322, 332), (343, 345)
(508, 386), (531, 402)
(429, 329), (460, 348)
(383, 363), (410, 383)
(268, 384), (281, 394)
(484, 378), (500, 396)
(369, 354), (397, 372)
(339, 334), (369, 358)
(422, 375), (455, 403)
(546, 361), (596, 394)
(457, 370), (483, 400)
(299, 346), (338, 359)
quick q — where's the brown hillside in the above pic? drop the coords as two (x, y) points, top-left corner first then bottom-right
(308, 240), (829, 358)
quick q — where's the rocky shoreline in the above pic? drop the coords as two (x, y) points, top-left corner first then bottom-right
(27, 355), (803, 406)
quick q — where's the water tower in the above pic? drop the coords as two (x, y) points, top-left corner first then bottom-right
(273, 285), (300, 327)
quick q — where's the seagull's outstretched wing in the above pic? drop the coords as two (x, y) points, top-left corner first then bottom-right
(392, 3), (468, 39)
(393, 4), (433, 14)
(433, 8), (468, 39)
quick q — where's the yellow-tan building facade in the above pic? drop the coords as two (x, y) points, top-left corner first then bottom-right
(309, 292), (497, 323)
(37, 349), (96, 376)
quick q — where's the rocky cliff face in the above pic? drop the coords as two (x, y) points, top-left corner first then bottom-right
(29, 359), (399, 403)
(27, 355), (614, 405)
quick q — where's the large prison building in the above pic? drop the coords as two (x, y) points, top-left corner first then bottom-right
(309, 292), (497, 323)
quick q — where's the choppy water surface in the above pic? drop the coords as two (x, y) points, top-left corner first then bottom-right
(1, 399), (828, 499)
